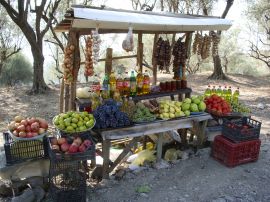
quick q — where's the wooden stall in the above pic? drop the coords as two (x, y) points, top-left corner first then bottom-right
(54, 6), (232, 179)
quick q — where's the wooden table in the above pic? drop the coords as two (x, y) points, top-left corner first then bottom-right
(96, 113), (212, 179)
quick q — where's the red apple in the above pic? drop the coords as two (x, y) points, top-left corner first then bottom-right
(17, 125), (25, 132)
(60, 143), (70, 152)
(25, 125), (31, 132)
(37, 118), (48, 129)
(8, 121), (16, 131)
(32, 132), (38, 137)
(68, 144), (78, 153)
(83, 139), (92, 148)
(14, 115), (24, 123)
(79, 144), (87, 152)
(13, 130), (19, 137)
(20, 120), (28, 126)
(57, 138), (67, 145)
(19, 131), (26, 138)
(31, 122), (39, 132)
(28, 117), (37, 125)
(15, 123), (20, 128)
(26, 132), (34, 138)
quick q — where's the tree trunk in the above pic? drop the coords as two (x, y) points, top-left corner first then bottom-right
(208, 54), (227, 80)
(31, 46), (49, 93)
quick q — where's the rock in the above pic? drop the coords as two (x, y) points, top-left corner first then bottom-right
(140, 193), (148, 198)
(0, 180), (12, 197)
(11, 188), (35, 202)
(181, 152), (189, 160)
(257, 103), (265, 109)
(153, 160), (170, 169)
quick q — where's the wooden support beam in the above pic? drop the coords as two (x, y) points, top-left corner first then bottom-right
(80, 54), (137, 64)
(64, 84), (70, 112)
(137, 32), (144, 72)
(152, 33), (159, 85)
(105, 48), (113, 74)
(59, 78), (64, 113)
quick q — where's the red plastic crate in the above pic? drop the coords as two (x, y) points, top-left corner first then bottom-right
(212, 135), (260, 167)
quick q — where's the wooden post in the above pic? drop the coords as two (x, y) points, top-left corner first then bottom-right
(102, 139), (111, 179)
(105, 48), (113, 74)
(137, 32), (143, 72)
(64, 84), (69, 112)
(152, 34), (159, 85)
(156, 133), (163, 162)
(59, 78), (64, 113)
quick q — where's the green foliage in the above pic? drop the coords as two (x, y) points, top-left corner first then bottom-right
(0, 54), (33, 86)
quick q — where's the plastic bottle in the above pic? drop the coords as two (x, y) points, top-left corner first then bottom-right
(130, 70), (137, 96)
(142, 70), (150, 94)
(222, 86), (227, 99)
(90, 74), (101, 96)
(101, 74), (110, 99)
(136, 70), (144, 95)
(123, 71), (130, 97)
(116, 71), (124, 96)
(217, 85), (222, 97)
(211, 86), (216, 95)
(109, 71), (116, 97)
(204, 85), (211, 97)
(227, 86), (232, 102)
(232, 87), (240, 104)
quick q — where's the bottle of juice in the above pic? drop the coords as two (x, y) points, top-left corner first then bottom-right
(232, 87), (240, 104)
(142, 70), (150, 94)
(89, 74), (100, 96)
(130, 70), (137, 96)
(109, 71), (116, 97)
(204, 85), (211, 97)
(116, 71), (124, 96)
(227, 86), (232, 102)
(102, 74), (110, 99)
(136, 71), (144, 95)
(123, 71), (130, 97)
(211, 86), (216, 95)
(222, 86), (227, 99)
(217, 85), (222, 97)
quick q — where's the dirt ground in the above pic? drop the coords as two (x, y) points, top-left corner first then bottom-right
(0, 72), (270, 202)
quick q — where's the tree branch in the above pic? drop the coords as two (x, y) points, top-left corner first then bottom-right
(0, 0), (19, 22)
(249, 41), (270, 68)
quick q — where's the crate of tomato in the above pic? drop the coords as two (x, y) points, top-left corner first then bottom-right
(205, 94), (232, 116)
(222, 117), (261, 142)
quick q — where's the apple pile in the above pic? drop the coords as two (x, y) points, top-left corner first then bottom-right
(204, 94), (232, 115)
(8, 115), (48, 138)
(50, 136), (93, 154)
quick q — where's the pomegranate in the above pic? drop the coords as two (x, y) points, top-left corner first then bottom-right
(60, 143), (70, 152)
(28, 117), (37, 125)
(19, 131), (27, 138)
(68, 144), (78, 153)
(26, 132), (33, 138)
(57, 138), (67, 145)
(25, 125), (31, 132)
(17, 125), (26, 132)
(37, 118), (48, 129)
(13, 130), (19, 137)
(79, 144), (87, 152)
(20, 120), (28, 126)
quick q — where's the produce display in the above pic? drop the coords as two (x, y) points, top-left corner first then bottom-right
(204, 94), (232, 115)
(50, 136), (93, 154)
(53, 111), (95, 133)
(231, 102), (251, 114)
(8, 115), (48, 138)
(159, 100), (185, 119)
(120, 97), (136, 119)
(62, 44), (75, 84)
(93, 99), (132, 129)
(132, 102), (156, 123)
(84, 36), (94, 76)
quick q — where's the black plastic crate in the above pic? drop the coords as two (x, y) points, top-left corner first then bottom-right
(49, 160), (87, 202)
(3, 132), (48, 166)
(48, 132), (95, 162)
(222, 117), (261, 142)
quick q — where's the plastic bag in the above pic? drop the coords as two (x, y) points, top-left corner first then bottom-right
(131, 149), (156, 166)
(122, 26), (134, 52)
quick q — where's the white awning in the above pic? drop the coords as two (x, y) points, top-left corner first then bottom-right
(72, 7), (232, 32)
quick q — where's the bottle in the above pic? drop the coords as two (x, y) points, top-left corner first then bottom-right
(232, 87), (240, 104)
(116, 71), (124, 96)
(204, 85), (211, 97)
(130, 71), (137, 96)
(142, 70), (150, 94)
(227, 86), (232, 102)
(91, 74), (101, 96)
(102, 74), (110, 98)
(217, 86), (222, 97)
(136, 71), (144, 95)
(109, 71), (116, 98)
(123, 71), (130, 97)
(222, 86), (227, 99)
(211, 86), (216, 95)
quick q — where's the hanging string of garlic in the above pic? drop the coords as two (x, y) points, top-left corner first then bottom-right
(91, 28), (101, 65)
(62, 44), (75, 84)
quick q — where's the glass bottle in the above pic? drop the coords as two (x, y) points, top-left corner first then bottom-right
(123, 71), (130, 97)
(232, 87), (240, 104)
(222, 86), (227, 99)
(109, 71), (116, 98)
(116, 71), (124, 96)
(204, 85), (211, 97)
(130, 71), (137, 96)
(217, 86), (222, 97)
(142, 70), (150, 94)
(136, 70), (144, 95)
(227, 86), (232, 102)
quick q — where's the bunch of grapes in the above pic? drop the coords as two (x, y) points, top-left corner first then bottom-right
(93, 99), (131, 129)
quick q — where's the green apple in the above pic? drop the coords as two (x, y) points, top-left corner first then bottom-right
(71, 117), (78, 123)
(71, 123), (77, 128)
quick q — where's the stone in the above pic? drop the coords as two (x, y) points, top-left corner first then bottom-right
(153, 160), (170, 169)
(257, 103), (265, 109)
(0, 180), (12, 197)
(140, 193), (148, 198)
